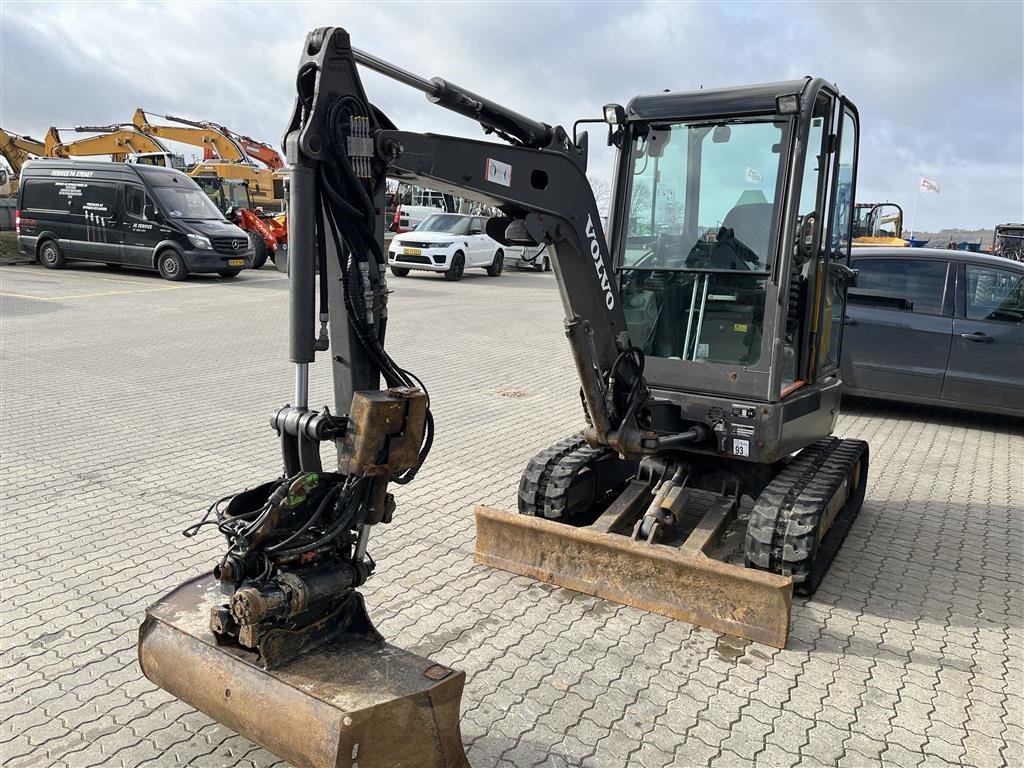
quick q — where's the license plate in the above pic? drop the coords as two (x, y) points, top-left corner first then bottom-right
(403, 248), (422, 256)
(228, 259), (245, 267)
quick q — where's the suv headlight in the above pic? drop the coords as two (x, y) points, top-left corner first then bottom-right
(430, 242), (453, 248)
(187, 233), (213, 250)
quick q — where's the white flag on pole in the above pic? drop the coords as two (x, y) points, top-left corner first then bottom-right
(920, 177), (940, 194)
(745, 167), (762, 184)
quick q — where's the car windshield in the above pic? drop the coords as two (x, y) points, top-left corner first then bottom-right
(153, 184), (225, 220)
(417, 214), (469, 235)
(617, 117), (789, 366)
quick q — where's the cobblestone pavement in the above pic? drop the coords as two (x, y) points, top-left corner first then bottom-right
(1, 262), (1021, 768)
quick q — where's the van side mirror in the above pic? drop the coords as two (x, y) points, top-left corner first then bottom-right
(144, 204), (157, 221)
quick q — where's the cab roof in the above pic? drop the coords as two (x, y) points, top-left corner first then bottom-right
(627, 77), (826, 122)
(21, 158), (193, 186)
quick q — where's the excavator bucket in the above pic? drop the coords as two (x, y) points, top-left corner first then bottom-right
(474, 498), (794, 649)
(139, 574), (468, 768)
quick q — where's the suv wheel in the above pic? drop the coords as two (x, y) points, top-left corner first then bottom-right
(486, 249), (504, 277)
(444, 252), (465, 282)
(39, 240), (66, 270)
(391, 266), (410, 277)
(157, 250), (188, 282)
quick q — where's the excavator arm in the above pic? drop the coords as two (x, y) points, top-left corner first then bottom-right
(44, 125), (173, 161)
(1, 128), (44, 174)
(287, 28), (657, 456)
(132, 108), (247, 162)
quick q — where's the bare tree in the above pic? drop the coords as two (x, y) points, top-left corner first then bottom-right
(588, 175), (612, 216)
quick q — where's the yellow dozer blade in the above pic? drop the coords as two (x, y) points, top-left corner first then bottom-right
(475, 493), (793, 648)
(139, 574), (468, 768)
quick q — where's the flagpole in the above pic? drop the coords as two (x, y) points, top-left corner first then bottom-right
(909, 176), (922, 241)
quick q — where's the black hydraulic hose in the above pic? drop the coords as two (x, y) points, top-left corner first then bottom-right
(264, 483), (344, 554)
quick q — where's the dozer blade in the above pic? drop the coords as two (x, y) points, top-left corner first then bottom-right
(139, 574), (468, 768)
(474, 505), (793, 648)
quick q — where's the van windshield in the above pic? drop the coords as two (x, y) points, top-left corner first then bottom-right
(153, 185), (225, 220)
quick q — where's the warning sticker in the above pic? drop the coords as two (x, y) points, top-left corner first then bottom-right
(485, 158), (511, 187)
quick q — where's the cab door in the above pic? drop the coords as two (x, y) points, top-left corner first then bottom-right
(122, 183), (161, 267)
(941, 261), (1024, 411)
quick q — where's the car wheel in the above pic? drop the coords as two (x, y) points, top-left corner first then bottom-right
(486, 249), (504, 277)
(533, 258), (544, 272)
(39, 240), (66, 270)
(252, 237), (269, 270)
(156, 249), (189, 282)
(543, 257), (551, 272)
(391, 266), (410, 277)
(444, 252), (465, 282)
(218, 269), (241, 278)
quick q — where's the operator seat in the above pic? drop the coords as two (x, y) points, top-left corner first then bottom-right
(719, 203), (774, 269)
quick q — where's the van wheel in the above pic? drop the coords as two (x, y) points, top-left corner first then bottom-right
(486, 249), (504, 277)
(218, 269), (241, 278)
(391, 267), (410, 277)
(157, 250), (188, 282)
(444, 252), (465, 282)
(39, 240), (66, 270)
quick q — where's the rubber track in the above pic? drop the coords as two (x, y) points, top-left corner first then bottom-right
(745, 438), (869, 595)
(518, 433), (588, 518)
(541, 443), (610, 520)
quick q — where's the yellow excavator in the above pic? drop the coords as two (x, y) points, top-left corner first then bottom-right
(852, 202), (907, 246)
(132, 109), (284, 210)
(0, 128), (45, 195)
(42, 125), (186, 169)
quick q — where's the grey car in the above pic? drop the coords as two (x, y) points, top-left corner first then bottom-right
(842, 247), (1024, 416)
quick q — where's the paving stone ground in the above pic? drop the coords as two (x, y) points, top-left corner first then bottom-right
(1, 262), (1021, 768)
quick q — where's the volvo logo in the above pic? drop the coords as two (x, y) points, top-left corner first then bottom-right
(231, 239), (241, 250)
(585, 215), (615, 310)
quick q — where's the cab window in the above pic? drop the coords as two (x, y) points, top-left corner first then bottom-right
(965, 265), (1024, 324)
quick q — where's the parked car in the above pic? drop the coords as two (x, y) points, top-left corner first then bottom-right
(388, 213), (505, 281)
(16, 159), (255, 281)
(505, 243), (552, 272)
(841, 247), (1023, 416)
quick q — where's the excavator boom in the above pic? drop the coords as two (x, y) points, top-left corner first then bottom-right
(132, 108), (247, 162)
(1, 128), (44, 175)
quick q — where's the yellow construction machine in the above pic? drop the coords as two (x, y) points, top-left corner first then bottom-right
(41, 125), (187, 169)
(852, 201), (907, 246)
(139, 26), (867, 767)
(132, 109), (285, 210)
(0, 128), (45, 195)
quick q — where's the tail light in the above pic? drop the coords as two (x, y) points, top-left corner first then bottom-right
(14, 209), (20, 235)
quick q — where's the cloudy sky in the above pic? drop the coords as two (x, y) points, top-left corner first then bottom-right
(3, 1), (1021, 231)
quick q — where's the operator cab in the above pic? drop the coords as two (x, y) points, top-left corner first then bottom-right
(609, 79), (859, 417)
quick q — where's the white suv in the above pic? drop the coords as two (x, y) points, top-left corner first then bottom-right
(388, 213), (504, 281)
